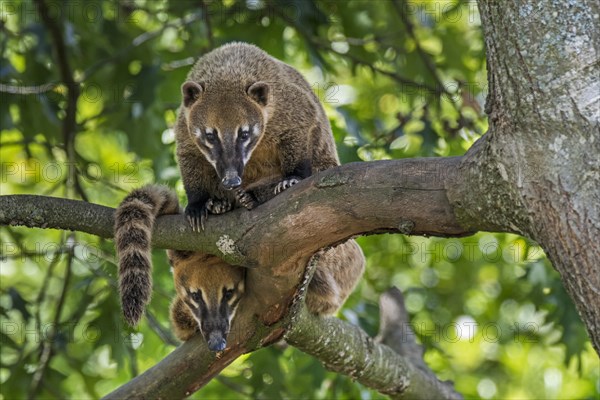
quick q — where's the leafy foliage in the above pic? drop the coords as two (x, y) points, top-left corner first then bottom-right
(0, 0), (598, 399)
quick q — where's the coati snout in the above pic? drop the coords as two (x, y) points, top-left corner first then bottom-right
(181, 80), (269, 190)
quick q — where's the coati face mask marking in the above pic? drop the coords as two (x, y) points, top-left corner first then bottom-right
(182, 283), (244, 351)
(181, 80), (270, 190)
(173, 256), (246, 352)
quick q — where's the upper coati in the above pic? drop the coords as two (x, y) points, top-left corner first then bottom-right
(115, 184), (364, 351)
(115, 42), (365, 351)
(175, 42), (339, 230)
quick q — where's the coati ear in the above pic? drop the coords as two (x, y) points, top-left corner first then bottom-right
(247, 82), (269, 106)
(181, 81), (204, 107)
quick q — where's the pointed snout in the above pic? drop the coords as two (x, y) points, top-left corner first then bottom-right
(221, 169), (242, 190)
(206, 331), (227, 352)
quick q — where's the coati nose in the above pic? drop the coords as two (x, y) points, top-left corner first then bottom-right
(221, 171), (242, 190)
(221, 176), (241, 190)
(207, 331), (227, 351)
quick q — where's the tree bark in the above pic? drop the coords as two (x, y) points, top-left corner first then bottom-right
(453, 1), (600, 351)
(0, 157), (473, 268)
(286, 304), (461, 400)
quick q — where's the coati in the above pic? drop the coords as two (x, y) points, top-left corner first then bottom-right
(175, 42), (339, 230)
(115, 42), (365, 351)
(114, 185), (364, 351)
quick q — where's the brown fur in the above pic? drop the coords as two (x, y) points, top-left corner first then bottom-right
(115, 184), (364, 346)
(114, 185), (179, 326)
(116, 43), (365, 345)
(114, 186), (245, 349)
(168, 250), (245, 343)
(175, 42), (339, 222)
(307, 242), (365, 315)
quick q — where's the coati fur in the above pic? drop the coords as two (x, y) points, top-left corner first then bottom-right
(114, 185), (245, 351)
(174, 41), (365, 329)
(115, 42), (365, 351)
(114, 184), (364, 351)
(175, 42), (339, 230)
(114, 185), (180, 326)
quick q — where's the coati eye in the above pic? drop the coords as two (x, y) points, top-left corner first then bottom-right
(205, 131), (216, 143)
(190, 290), (203, 304)
(238, 128), (250, 141)
(223, 288), (235, 301)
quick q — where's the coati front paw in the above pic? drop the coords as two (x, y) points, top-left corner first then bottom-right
(186, 199), (234, 231)
(234, 188), (258, 210)
(274, 177), (300, 194)
(205, 198), (233, 215)
(185, 202), (208, 232)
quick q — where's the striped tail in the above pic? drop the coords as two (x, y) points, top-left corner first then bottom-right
(114, 185), (180, 326)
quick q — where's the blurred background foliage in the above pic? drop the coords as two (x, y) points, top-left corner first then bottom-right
(0, 0), (598, 399)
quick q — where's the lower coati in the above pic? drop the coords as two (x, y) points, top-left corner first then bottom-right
(114, 185), (365, 351)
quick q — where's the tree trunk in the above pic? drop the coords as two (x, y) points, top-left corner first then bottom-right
(452, 1), (600, 351)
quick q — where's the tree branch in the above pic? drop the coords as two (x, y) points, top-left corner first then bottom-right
(0, 157), (476, 264)
(375, 288), (460, 398)
(2, 156), (478, 398)
(286, 305), (462, 399)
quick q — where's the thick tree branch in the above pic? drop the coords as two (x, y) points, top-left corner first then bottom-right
(105, 284), (462, 400)
(1, 157), (476, 267)
(103, 334), (246, 399)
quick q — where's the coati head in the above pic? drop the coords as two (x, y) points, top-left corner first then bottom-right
(181, 81), (270, 190)
(169, 251), (245, 351)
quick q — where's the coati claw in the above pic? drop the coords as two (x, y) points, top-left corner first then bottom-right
(274, 178), (300, 194)
(205, 198), (233, 215)
(200, 207), (208, 231)
(184, 203), (208, 232)
(234, 188), (258, 210)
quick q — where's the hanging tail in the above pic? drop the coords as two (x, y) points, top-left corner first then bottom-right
(114, 185), (180, 326)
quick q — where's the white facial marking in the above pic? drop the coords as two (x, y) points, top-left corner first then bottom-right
(201, 127), (216, 149)
(199, 147), (217, 168)
(241, 124), (249, 132)
(228, 307), (237, 323)
(187, 287), (208, 308)
(242, 125), (262, 164)
(194, 128), (202, 138)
